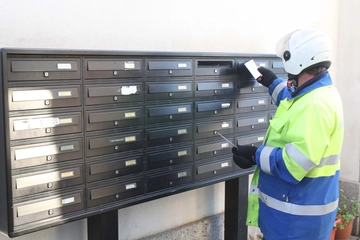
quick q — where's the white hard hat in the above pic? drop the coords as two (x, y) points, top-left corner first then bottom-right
(275, 29), (333, 75)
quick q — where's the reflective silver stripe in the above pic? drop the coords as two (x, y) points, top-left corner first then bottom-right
(258, 191), (338, 216)
(316, 154), (340, 167)
(260, 146), (276, 175)
(271, 81), (287, 104)
(285, 143), (340, 171)
(249, 184), (258, 195)
(285, 143), (316, 172)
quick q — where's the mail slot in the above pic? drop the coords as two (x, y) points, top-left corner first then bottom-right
(85, 83), (143, 105)
(86, 107), (143, 131)
(9, 112), (82, 140)
(146, 81), (193, 100)
(236, 96), (269, 113)
(195, 158), (233, 181)
(195, 80), (234, 97)
(147, 167), (193, 193)
(195, 119), (234, 139)
(85, 58), (142, 79)
(237, 80), (267, 94)
(8, 57), (80, 81)
(87, 154), (144, 182)
(147, 146), (193, 170)
(196, 59), (235, 75)
(236, 113), (268, 133)
(195, 138), (234, 161)
(237, 58), (269, 73)
(195, 100), (234, 119)
(146, 124), (193, 147)
(12, 163), (84, 197)
(13, 190), (84, 226)
(10, 138), (83, 169)
(8, 85), (81, 111)
(86, 131), (143, 157)
(146, 59), (193, 77)
(146, 103), (193, 124)
(87, 178), (144, 208)
(236, 133), (265, 147)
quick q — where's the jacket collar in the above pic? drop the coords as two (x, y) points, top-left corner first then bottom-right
(288, 71), (332, 100)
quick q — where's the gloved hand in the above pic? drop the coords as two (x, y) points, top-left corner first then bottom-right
(232, 146), (257, 169)
(257, 67), (278, 87)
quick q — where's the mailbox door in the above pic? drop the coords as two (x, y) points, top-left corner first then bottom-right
(8, 86), (81, 111)
(10, 138), (83, 169)
(87, 154), (144, 182)
(85, 58), (142, 79)
(195, 119), (233, 140)
(146, 124), (193, 147)
(13, 190), (84, 226)
(12, 163), (84, 197)
(147, 167), (193, 193)
(147, 146), (193, 170)
(146, 81), (193, 100)
(146, 103), (193, 124)
(195, 138), (234, 161)
(195, 80), (234, 97)
(236, 95), (269, 113)
(195, 100), (234, 119)
(236, 113), (268, 134)
(87, 178), (144, 208)
(146, 59), (193, 77)
(195, 59), (235, 76)
(195, 158), (233, 181)
(86, 131), (143, 157)
(9, 112), (82, 140)
(85, 83), (143, 105)
(86, 107), (144, 132)
(8, 58), (81, 81)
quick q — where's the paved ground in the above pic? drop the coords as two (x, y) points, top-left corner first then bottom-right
(350, 236), (360, 240)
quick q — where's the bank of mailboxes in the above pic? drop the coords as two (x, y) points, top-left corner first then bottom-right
(0, 49), (285, 237)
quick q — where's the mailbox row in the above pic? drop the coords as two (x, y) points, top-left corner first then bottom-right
(6, 57), (283, 81)
(6, 79), (269, 111)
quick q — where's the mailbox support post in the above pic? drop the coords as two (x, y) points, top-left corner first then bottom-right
(88, 210), (118, 240)
(224, 175), (249, 240)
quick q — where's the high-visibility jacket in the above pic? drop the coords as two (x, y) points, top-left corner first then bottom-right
(247, 72), (344, 240)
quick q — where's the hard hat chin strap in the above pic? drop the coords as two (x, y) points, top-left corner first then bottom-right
(287, 74), (299, 88)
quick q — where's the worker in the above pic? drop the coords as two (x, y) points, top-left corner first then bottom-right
(232, 29), (344, 240)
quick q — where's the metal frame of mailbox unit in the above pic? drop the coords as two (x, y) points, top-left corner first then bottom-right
(0, 48), (285, 239)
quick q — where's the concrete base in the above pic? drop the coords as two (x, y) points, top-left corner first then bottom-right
(139, 214), (263, 240)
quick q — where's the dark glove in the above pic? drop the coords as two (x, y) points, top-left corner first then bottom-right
(232, 146), (257, 169)
(257, 67), (277, 87)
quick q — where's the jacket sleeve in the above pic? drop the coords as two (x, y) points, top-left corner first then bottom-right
(268, 78), (293, 106)
(255, 103), (332, 185)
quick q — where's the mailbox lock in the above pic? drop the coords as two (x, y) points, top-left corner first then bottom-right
(251, 125), (255, 129)
(45, 128), (51, 133)
(46, 155), (52, 161)
(214, 69), (218, 74)
(169, 115), (173, 119)
(213, 131), (217, 135)
(44, 72), (49, 77)
(114, 121), (119, 126)
(213, 170), (217, 175)
(251, 143), (254, 146)
(169, 137), (173, 142)
(252, 87), (255, 92)
(169, 159), (173, 164)
(44, 100), (50, 105)
(169, 181), (173, 185)
(214, 110), (217, 115)
(113, 96), (118, 101)
(47, 183), (53, 188)
(113, 71), (118, 76)
(115, 170), (119, 175)
(114, 146), (119, 151)
(115, 194), (120, 199)
(168, 70), (173, 75)
(251, 106), (255, 110)
(48, 209), (54, 215)
(214, 90), (217, 94)
(169, 93), (172, 97)
(213, 150), (217, 155)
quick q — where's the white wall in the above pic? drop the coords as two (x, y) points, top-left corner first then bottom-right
(1, 0), (358, 239)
